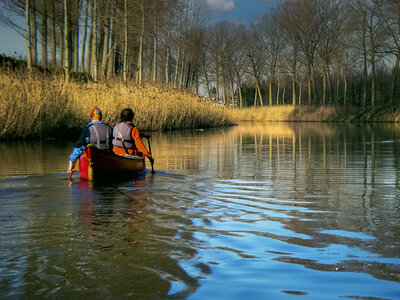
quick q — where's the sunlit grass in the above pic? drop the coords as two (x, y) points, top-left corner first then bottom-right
(229, 104), (400, 123)
(0, 70), (234, 139)
(229, 105), (342, 122)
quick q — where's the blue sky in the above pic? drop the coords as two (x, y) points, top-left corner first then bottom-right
(208, 0), (277, 23)
(0, 0), (278, 58)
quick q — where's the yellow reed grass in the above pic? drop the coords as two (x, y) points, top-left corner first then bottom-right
(229, 105), (342, 122)
(0, 70), (234, 139)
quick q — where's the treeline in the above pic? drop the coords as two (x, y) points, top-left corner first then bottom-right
(1, 0), (399, 108)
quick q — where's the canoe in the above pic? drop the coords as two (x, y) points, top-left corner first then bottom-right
(79, 146), (145, 180)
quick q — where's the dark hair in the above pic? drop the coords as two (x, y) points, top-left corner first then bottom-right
(120, 108), (134, 122)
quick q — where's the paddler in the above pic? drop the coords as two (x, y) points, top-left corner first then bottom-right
(112, 108), (154, 166)
(68, 107), (113, 179)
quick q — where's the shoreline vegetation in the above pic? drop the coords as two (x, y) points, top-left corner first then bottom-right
(0, 69), (234, 140)
(2, 67), (400, 140)
(229, 105), (400, 123)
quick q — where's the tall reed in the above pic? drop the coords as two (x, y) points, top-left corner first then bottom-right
(229, 105), (342, 122)
(0, 70), (234, 139)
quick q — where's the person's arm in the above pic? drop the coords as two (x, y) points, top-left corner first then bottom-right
(131, 127), (151, 158)
(69, 127), (90, 163)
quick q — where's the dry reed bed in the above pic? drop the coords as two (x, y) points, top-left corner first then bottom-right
(229, 104), (400, 123)
(0, 70), (233, 139)
(229, 105), (342, 122)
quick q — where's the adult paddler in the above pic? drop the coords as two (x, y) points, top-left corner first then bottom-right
(68, 107), (113, 180)
(112, 108), (154, 167)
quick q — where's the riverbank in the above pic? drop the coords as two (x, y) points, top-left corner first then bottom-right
(229, 105), (400, 123)
(0, 70), (233, 139)
(2, 68), (400, 140)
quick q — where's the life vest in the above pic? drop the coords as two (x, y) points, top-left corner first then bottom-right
(88, 123), (112, 150)
(112, 122), (138, 152)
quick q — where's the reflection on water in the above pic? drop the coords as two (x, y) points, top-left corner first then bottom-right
(1, 122), (400, 299)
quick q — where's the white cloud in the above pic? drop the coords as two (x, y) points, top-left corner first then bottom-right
(206, 0), (236, 13)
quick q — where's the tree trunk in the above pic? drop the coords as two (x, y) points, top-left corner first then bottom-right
(87, 5), (93, 74)
(235, 70), (243, 107)
(152, 0), (157, 82)
(222, 71), (226, 105)
(215, 62), (220, 102)
(344, 72), (347, 106)
(322, 69), (326, 105)
(123, 0), (128, 81)
(362, 13), (368, 108)
(101, 0), (111, 78)
(63, 0), (69, 83)
(72, 1), (79, 72)
(136, 0), (144, 84)
(41, 0), (47, 68)
(80, 0), (89, 72)
(50, 0), (56, 67)
(292, 47), (297, 105)
(203, 60), (212, 100)
(391, 50), (400, 104)
(276, 79), (280, 105)
(165, 29), (170, 83)
(31, 0), (37, 64)
(311, 64), (318, 104)
(269, 78), (273, 106)
(327, 68), (333, 104)
(107, 9), (115, 76)
(25, 0), (32, 71)
(299, 81), (302, 105)
(230, 75), (235, 107)
(91, 0), (97, 81)
(256, 79), (263, 106)
(179, 50), (185, 87)
(307, 71), (312, 105)
(174, 46), (180, 87)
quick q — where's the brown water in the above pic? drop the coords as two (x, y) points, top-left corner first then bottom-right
(0, 122), (400, 299)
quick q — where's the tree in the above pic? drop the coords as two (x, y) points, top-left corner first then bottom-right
(259, 8), (285, 106)
(244, 29), (267, 106)
(25, 0), (32, 70)
(63, 0), (69, 83)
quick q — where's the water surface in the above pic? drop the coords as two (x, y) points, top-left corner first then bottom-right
(1, 122), (400, 299)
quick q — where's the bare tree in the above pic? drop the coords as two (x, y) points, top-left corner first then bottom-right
(259, 8), (285, 106)
(63, 0), (69, 83)
(317, 0), (350, 105)
(26, 0), (32, 70)
(122, 0), (128, 81)
(244, 29), (267, 106)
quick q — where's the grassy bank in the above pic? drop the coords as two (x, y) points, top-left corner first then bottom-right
(229, 105), (400, 123)
(0, 70), (234, 139)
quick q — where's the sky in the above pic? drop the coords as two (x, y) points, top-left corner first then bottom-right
(208, 0), (277, 23)
(0, 0), (278, 58)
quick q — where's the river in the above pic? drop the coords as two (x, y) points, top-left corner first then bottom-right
(0, 122), (400, 299)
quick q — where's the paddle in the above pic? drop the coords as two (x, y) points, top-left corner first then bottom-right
(143, 134), (155, 174)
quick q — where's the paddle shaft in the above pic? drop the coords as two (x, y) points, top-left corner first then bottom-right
(146, 137), (155, 173)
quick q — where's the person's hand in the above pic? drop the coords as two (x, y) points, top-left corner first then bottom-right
(148, 156), (154, 165)
(68, 161), (76, 180)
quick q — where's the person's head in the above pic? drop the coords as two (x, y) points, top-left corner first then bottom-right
(90, 107), (103, 121)
(120, 108), (134, 122)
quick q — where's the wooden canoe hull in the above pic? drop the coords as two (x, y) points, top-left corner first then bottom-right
(79, 147), (145, 180)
